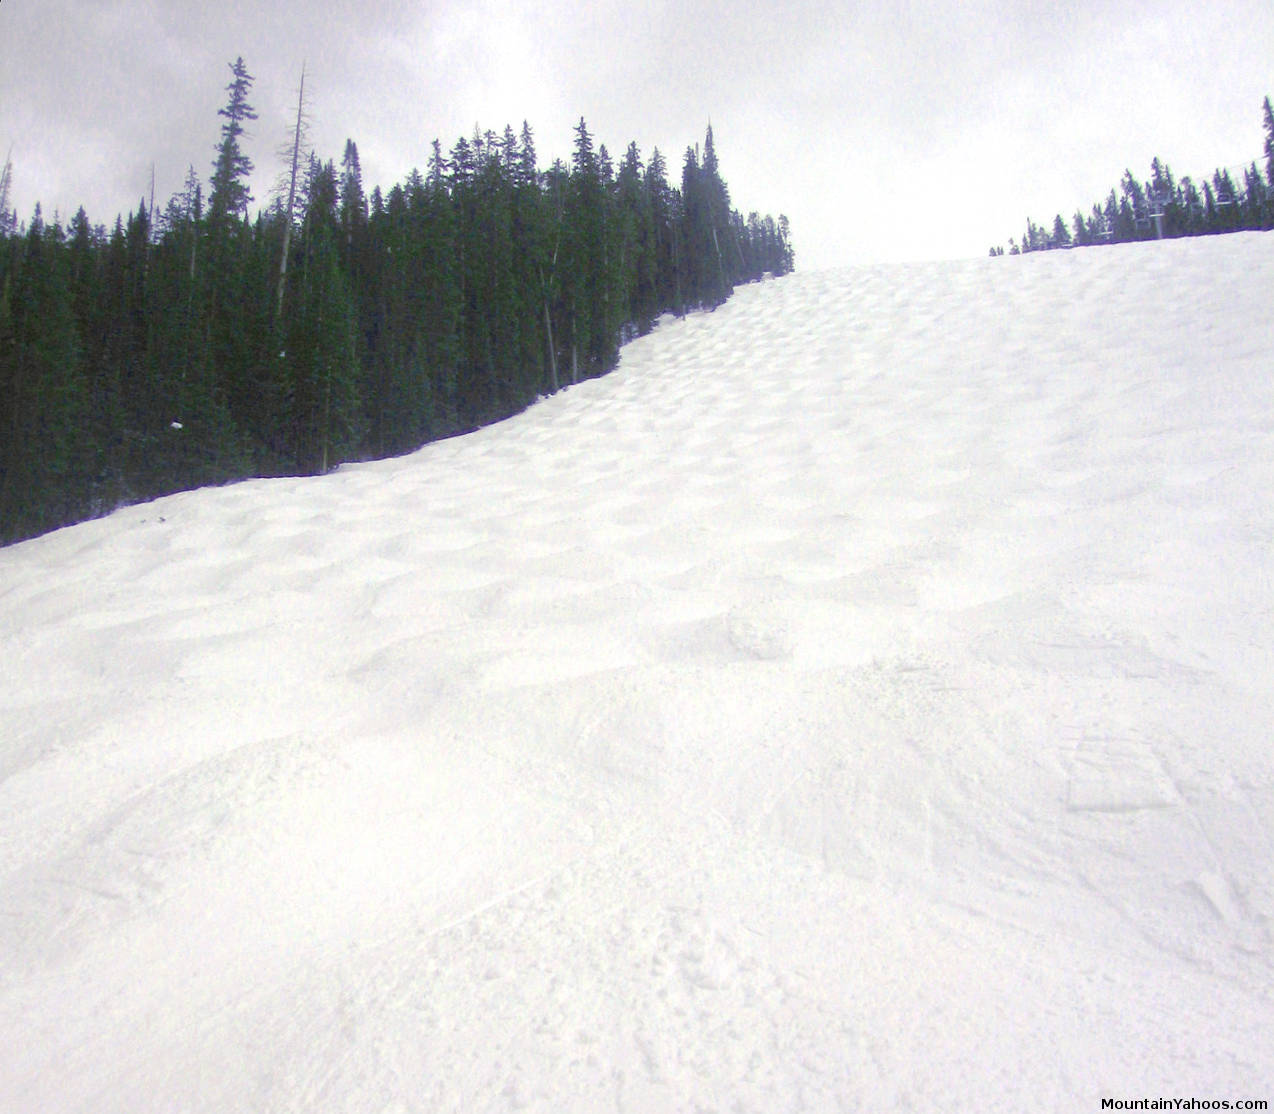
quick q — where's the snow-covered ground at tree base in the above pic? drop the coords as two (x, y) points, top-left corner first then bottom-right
(3, 233), (1274, 1113)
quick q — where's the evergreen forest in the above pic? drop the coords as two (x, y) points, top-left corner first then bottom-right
(0, 59), (794, 546)
(992, 95), (1274, 255)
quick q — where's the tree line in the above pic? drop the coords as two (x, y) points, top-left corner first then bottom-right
(0, 58), (794, 545)
(991, 95), (1274, 255)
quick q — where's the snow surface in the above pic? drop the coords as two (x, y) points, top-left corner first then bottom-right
(3, 234), (1273, 1112)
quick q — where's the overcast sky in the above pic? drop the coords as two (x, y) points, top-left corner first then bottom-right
(2, 0), (1270, 268)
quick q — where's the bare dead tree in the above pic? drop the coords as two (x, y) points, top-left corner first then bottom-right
(274, 63), (310, 323)
(0, 148), (14, 235)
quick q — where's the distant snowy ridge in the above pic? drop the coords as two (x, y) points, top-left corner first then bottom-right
(2, 232), (1272, 1113)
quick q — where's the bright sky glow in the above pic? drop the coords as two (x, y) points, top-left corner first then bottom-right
(2, 0), (1271, 266)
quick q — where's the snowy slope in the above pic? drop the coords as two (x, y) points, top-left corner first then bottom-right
(2, 233), (1273, 1113)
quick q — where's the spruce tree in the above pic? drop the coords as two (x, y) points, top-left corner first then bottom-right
(616, 141), (655, 334)
(643, 147), (678, 315)
(539, 158), (569, 392)
(339, 139), (367, 255)
(205, 57), (262, 463)
(699, 124), (733, 304)
(565, 118), (607, 381)
(209, 58), (258, 228)
(421, 144), (462, 436)
(510, 122), (550, 401)
(1263, 97), (1274, 190)
(0, 151), (14, 238)
(276, 158), (362, 473)
(0, 210), (87, 541)
(0, 89), (797, 541)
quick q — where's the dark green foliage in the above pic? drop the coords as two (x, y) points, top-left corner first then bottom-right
(680, 126), (734, 309)
(295, 163), (363, 473)
(1264, 97), (1274, 189)
(209, 58), (258, 227)
(0, 60), (793, 545)
(998, 94), (1274, 255)
(0, 211), (88, 538)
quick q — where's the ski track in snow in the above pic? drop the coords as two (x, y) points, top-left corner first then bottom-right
(2, 234), (1273, 1111)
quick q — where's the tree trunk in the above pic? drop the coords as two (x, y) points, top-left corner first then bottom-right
(711, 225), (726, 301)
(542, 297), (558, 393)
(275, 64), (306, 323)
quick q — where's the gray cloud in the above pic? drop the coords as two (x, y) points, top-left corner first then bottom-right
(2, 0), (1270, 265)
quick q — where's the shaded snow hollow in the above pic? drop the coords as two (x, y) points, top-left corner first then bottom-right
(3, 234), (1273, 1112)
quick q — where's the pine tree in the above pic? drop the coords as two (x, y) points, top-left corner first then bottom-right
(776, 215), (794, 273)
(1263, 96), (1274, 190)
(280, 158), (362, 473)
(596, 142), (624, 367)
(1177, 177), (1205, 235)
(616, 141), (656, 334)
(1101, 190), (1120, 243)
(565, 118), (608, 381)
(421, 144), (462, 436)
(205, 57), (261, 463)
(699, 124), (733, 303)
(0, 150), (14, 238)
(338, 138), (375, 432)
(209, 58), (258, 228)
(539, 158), (569, 392)
(643, 147), (680, 315)
(509, 122), (552, 401)
(472, 129), (518, 420)
(0, 98), (796, 540)
(91, 203), (154, 503)
(339, 138), (367, 259)
(0, 209), (88, 541)
(65, 207), (114, 494)
(362, 180), (409, 455)
(1072, 210), (1090, 247)
(1212, 168), (1239, 232)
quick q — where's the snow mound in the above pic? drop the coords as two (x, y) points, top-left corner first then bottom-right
(3, 234), (1273, 1112)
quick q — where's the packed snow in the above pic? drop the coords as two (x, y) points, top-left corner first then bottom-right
(3, 233), (1273, 1112)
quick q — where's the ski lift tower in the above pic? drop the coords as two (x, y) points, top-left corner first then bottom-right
(1147, 187), (1167, 239)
